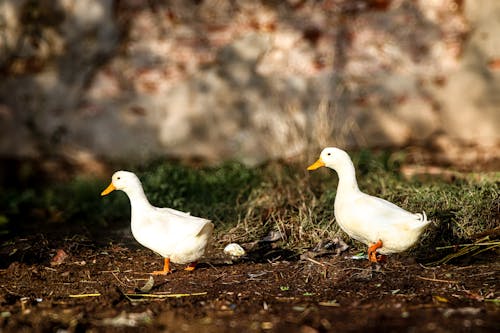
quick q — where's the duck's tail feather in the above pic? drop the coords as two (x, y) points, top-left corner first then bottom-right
(413, 211), (431, 229)
(421, 211), (427, 223)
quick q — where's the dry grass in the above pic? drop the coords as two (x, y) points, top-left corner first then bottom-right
(215, 155), (499, 262)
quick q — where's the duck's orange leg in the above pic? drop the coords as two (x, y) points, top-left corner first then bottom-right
(151, 258), (172, 275)
(184, 262), (197, 271)
(368, 240), (386, 263)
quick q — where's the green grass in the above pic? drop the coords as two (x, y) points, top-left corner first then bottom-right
(137, 161), (259, 228)
(1, 152), (498, 261)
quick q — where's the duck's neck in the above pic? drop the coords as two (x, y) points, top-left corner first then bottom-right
(334, 158), (360, 195)
(123, 186), (151, 213)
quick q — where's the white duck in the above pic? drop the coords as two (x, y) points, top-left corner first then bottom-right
(101, 171), (214, 274)
(307, 147), (430, 263)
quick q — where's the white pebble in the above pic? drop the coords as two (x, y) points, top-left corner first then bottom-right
(224, 243), (246, 257)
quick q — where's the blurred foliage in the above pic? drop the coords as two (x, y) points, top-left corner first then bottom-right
(0, 177), (129, 237)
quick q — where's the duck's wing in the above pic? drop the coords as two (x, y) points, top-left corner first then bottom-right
(353, 194), (428, 229)
(157, 207), (191, 217)
(151, 207), (212, 236)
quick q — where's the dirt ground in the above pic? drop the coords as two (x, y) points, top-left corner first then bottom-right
(0, 228), (498, 333)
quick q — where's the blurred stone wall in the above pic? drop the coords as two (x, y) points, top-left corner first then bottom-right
(0, 0), (498, 171)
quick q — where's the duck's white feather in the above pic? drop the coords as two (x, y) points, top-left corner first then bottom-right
(335, 192), (429, 254)
(157, 207), (191, 217)
(104, 171), (213, 264)
(310, 147), (431, 255)
(131, 206), (213, 263)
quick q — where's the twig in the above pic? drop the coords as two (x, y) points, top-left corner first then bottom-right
(99, 270), (121, 273)
(466, 271), (496, 277)
(305, 257), (325, 267)
(429, 237), (499, 265)
(68, 292), (208, 299)
(416, 276), (458, 284)
(69, 293), (102, 298)
(206, 262), (220, 272)
(485, 299), (500, 304)
(337, 267), (373, 272)
(110, 271), (128, 287)
(435, 241), (500, 250)
(471, 245), (500, 257)
(124, 292), (207, 299)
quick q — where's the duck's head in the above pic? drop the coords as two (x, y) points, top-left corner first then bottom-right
(307, 147), (349, 171)
(101, 170), (141, 196)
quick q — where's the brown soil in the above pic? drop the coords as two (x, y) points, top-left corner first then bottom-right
(0, 230), (498, 333)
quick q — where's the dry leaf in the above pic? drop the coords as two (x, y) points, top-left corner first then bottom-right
(139, 276), (155, 293)
(50, 249), (68, 266)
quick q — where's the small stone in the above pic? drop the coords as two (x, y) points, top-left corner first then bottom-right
(223, 243), (246, 257)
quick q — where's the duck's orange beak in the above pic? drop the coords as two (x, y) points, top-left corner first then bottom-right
(307, 158), (325, 170)
(101, 183), (116, 196)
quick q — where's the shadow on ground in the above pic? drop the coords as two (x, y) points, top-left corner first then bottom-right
(0, 230), (498, 332)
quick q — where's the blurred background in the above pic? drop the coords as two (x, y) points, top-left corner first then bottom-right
(0, 0), (499, 182)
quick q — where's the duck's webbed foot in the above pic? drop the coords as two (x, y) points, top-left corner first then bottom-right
(368, 240), (386, 263)
(184, 262), (197, 271)
(151, 258), (172, 275)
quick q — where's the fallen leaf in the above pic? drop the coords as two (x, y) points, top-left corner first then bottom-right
(51, 249), (68, 266)
(350, 252), (367, 260)
(319, 300), (340, 307)
(293, 306), (306, 312)
(139, 276), (154, 293)
(312, 238), (349, 254)
(261, 230), (284, 242)
(464, 291), (485, 301)
(302, 238), (349, 259)
(248, 271), (268, 279)
(433, 295), (449, 303)
(261, 322), (273, 330)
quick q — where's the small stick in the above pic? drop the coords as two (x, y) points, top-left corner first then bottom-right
(471, 245), (500, 257)
(69, 293), (101, 298)
(305, 257), (325, 267)
(125, 292), (207, 298)
(435, 242), (500, 250)
(111, 271), (128, 287)
(99, 270), (121, 273)
(68, 292), (207, 299)
(416, 276), (458, 284)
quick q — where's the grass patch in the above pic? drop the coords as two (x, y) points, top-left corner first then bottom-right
(137, 161), (259, 227)
(1, 152), (498, 262)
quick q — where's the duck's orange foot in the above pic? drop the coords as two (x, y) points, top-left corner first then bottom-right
(151, 269), (172, 275)
(151, 258), (172, 275)
(368, 240), (386, 263)
(184, 262), (197, 271)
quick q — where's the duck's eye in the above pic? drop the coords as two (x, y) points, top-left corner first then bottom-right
(117, 176), (121, 180)
(327, 152), (331, 156)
